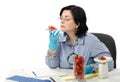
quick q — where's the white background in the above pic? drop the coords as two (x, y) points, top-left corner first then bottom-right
(0, 0), (120, 81)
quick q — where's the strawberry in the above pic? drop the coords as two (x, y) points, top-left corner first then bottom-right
(98, 56), (106, 60)
(49, 26), (57, 31)
(74, 55), (84, 79)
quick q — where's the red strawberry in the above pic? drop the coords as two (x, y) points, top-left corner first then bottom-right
(98, 56), (106, 60)
(74, 55), (84, 80)
(74, 55), (78, 59)
(49, 26), (57, 31)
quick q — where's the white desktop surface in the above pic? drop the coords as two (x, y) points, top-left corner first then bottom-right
(5, 67), (120, 82)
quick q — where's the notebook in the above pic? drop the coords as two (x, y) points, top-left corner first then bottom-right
(6, 75), (51, 82)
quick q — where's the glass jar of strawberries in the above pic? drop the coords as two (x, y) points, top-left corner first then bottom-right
(73, 55), (86, 82)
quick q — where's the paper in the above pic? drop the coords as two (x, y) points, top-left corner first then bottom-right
(6, 75), (51, 82)
(30, 68), (72, 77)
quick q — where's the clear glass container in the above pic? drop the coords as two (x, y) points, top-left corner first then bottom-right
(73, 55), (86, 82)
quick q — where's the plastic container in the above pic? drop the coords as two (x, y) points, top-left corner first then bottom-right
(94, 56), (113, 79)
(98, 63), (108, 79)
(73, 55), (86, 82)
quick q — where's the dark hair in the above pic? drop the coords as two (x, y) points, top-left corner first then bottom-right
(60, 5), (88, 37)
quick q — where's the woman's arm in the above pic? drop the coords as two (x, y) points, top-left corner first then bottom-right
(45, 49), (59, 68)
(90, 38), (114, 72)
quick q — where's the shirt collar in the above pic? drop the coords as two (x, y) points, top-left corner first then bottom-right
(59, 33), (85, 45)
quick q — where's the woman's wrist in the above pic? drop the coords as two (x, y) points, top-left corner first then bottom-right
(47, 49), (58, 59)
(48, 49), (57, 55)
(90, 64), (98, 73)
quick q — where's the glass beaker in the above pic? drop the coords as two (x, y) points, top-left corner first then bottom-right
(73, 55), (86, 82)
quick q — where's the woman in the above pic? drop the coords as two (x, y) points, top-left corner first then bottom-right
(45, 5), (114, 74)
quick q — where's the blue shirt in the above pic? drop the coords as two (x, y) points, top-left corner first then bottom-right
(45, 32), (114, 71)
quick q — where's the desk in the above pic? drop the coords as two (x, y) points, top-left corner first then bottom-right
(5, 67), (120, 82)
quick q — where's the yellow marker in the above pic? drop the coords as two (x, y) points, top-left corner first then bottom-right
(85, 73), (98, 79)
(60, 76), (75, 81)
(60, 73), (98, 81)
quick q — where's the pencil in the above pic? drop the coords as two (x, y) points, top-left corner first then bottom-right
(50, 77), (56, 82)
(32, 71), (37, 77)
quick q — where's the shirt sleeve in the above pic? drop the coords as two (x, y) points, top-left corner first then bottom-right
(89, 37), (114, 71)
(45, 51), (59, 69)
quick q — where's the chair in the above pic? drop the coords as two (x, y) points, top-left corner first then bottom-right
(92, 33), (117, 68)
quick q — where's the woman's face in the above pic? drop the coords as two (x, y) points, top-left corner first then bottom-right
(60, 10), (77, 34)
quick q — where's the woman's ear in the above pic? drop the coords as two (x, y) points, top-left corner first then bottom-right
(76, 23), (80, 28)
(77, 23), (80, 27)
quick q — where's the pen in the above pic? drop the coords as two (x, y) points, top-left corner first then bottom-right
(32, 71), (37, 77)
(50, 77), (56, 82)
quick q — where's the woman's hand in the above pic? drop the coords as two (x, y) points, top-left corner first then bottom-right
(48, 30), (60, 51)
(85, 65), (94, 74)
